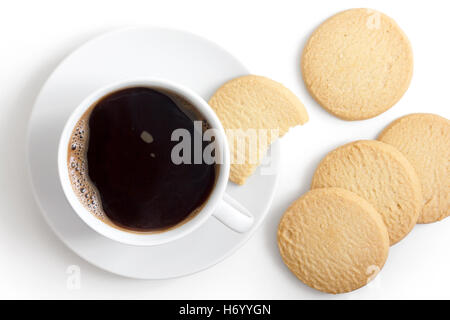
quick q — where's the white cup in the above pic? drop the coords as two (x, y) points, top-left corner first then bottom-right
(58, 79), (254, 246)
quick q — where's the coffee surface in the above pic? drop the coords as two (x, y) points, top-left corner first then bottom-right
(68, 87), (216, 232)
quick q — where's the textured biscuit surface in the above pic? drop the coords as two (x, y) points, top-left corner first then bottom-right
(301, 8), (413, 120)
(278, 188), (389, 294)
(311, 140), (422, 245)
(378, 113), (450, 223)
(209, 75), (308, 185)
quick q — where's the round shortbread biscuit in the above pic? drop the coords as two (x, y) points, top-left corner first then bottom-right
(311, 140), (422, 245)
(378, 113), (450, 223)
(278, 188), (389, 294)
(209, 75), (308, 185)
(301, 8), (413, 120)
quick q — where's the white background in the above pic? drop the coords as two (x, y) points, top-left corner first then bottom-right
(1, 0), (449, 299)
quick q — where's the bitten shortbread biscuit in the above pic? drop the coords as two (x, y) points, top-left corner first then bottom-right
(311, 140), (422, 245)
(301, 8), (413, 120)
(278, 188), (389, 294)
(378, 113), (450, 223)
(209, 75), (308, 185)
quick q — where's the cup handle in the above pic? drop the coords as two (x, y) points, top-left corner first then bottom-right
(212, 193), (254, 233)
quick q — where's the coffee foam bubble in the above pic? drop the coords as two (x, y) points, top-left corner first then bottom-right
(67, 115), (105, 220)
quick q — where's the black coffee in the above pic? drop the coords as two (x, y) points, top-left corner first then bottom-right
(67, 87), (216, 232)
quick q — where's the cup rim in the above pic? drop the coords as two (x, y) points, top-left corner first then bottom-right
(57, 78), (230, 246)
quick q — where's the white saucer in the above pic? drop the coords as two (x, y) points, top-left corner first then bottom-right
(27, 27), (280, 279)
